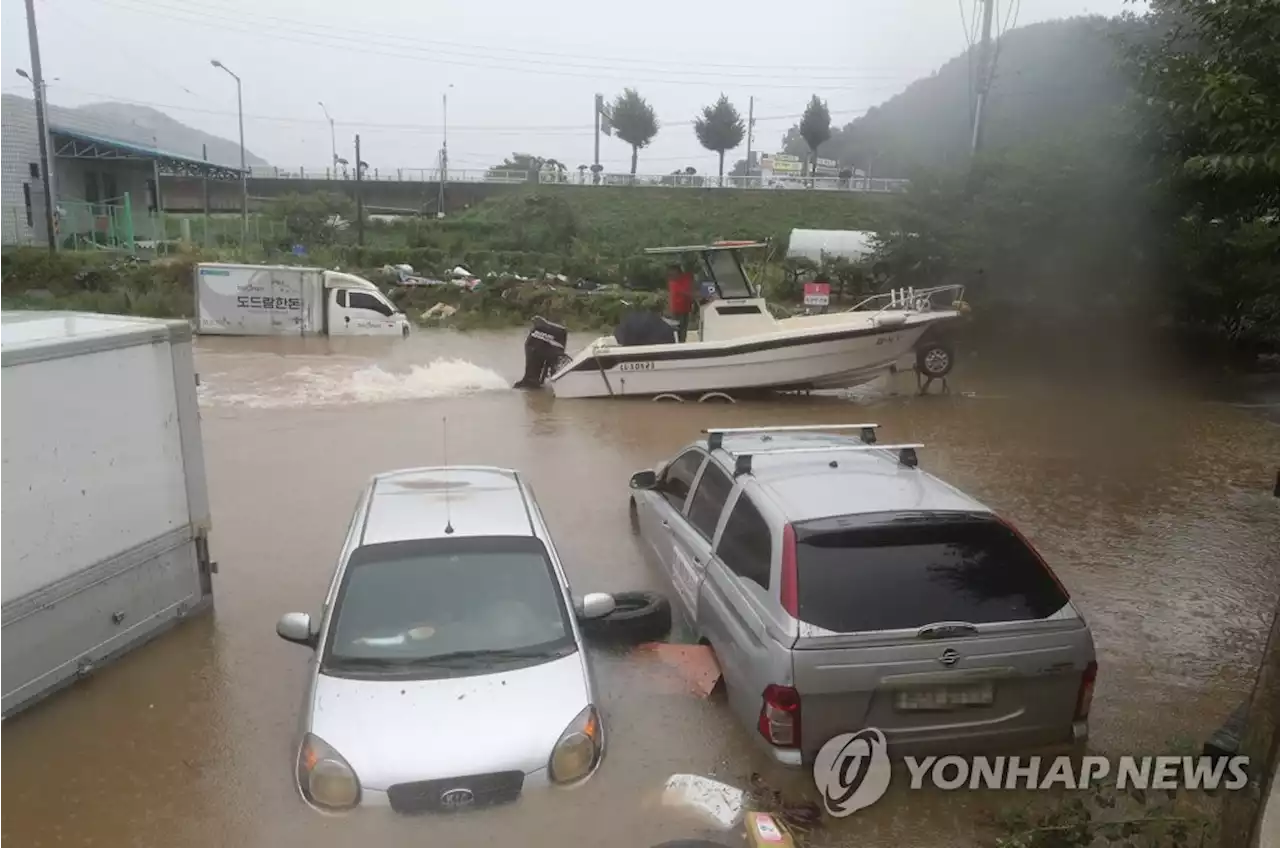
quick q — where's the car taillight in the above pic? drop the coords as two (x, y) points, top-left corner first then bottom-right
(758, 684), (801, 747)
(780, 524), (798, 618)
(1075, 661), (1097, 721)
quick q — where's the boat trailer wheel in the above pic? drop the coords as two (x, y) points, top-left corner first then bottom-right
(916, 342), (955, 379)
(914, 341), (956, 396)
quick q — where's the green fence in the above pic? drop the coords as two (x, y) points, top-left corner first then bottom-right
(40, 195), (287, 255)
(56, 195), (138, 252)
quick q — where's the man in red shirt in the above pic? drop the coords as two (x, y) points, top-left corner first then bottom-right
(667, 263), (696, 342)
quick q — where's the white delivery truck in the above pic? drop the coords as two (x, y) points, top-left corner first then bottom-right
(194, 263), (410, 337)
(1, 311), (215, 718)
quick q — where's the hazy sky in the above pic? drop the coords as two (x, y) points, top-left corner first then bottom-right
(3, 0), (1133, 176)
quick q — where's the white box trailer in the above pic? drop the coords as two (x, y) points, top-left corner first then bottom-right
(194, 263), (410, 337)
(1, 311), (215, 718)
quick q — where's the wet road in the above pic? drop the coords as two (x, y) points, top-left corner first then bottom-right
(4, 329), (1279, 848)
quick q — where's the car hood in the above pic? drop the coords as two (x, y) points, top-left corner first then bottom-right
(308, 653), (591, 789)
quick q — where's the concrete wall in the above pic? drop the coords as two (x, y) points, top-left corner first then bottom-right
(160, 175), (518, 216)
(1, 95), (47, 245)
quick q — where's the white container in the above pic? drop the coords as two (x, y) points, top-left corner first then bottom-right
(1, 311), (216, 718)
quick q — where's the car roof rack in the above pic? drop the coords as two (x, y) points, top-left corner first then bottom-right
(726, 443), (923, 477)
(703, 423), (879, 452)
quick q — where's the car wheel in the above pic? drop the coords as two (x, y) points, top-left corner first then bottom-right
(579, 591), (672, 644)
(916, 341), (955, 379)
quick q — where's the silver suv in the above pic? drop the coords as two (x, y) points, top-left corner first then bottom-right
(628, 424), (1096, 766)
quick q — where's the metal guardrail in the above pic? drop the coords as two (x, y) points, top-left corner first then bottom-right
(244, 166), (909, 193)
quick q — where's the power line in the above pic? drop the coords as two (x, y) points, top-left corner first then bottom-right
(88, 0), (906, 90)
(43, 83), (871, 135)
(83, 0), (907, 79)
(42, 0), (211, 103)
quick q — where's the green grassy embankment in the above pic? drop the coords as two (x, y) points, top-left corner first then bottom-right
(3, 187), (885, 328)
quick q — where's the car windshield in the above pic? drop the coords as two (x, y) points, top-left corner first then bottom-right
(793, 512), (1070, 633)
(322, 535), (575, 673)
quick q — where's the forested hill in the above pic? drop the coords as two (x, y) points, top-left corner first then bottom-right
(782, 16), (1139, 175)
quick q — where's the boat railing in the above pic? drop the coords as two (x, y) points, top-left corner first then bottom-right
(846, 284), (967, 316)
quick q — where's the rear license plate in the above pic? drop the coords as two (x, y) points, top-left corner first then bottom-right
(895, 682), (994, 711)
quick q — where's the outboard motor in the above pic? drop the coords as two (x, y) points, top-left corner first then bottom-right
(614, 310), (678, 347)
(514, 316), (568, 389)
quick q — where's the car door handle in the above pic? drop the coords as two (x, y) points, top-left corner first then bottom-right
(661, 520), (670, 528)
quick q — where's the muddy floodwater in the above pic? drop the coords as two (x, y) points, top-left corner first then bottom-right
(4, 329), (1279, 848)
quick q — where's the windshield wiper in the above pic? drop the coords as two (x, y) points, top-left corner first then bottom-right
(328, 656), (410, 669)
(420, 646), (572, 664)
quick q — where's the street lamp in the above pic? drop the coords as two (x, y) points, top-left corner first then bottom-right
(438, 83), (453, 218)
(210, 58), (247, 248)
(318, 101), (337, 177)
(16, 66), (56, 251)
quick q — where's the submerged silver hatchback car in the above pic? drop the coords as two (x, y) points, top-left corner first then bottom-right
(277, 466), (611, 813)
(628, 424), (1097, 766)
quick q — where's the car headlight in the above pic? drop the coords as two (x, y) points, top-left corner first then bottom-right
(297, 732), (361, 810)
(548, 705), (603, 785)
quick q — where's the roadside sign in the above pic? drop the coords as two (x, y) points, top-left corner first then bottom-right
(803, 281), (831, 307)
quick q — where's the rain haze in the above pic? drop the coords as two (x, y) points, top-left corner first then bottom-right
(3, 0), (1132, 175)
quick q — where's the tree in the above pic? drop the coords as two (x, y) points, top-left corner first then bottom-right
(271, 191), (353, 246)
(608, 88), (660, 175)
(1129, 0), (1280, 349)
(694, 94), (746, 178)
(799, 95), (832, 177)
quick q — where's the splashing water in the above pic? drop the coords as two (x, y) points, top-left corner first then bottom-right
(199, 357), (511, 409)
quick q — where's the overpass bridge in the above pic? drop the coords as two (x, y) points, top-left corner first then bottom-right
(160, 167), (909, 216)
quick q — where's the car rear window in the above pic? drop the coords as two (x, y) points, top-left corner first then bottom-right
(793, 513), (1069, 633)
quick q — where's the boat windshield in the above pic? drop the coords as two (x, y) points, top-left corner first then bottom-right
(701, 250), (755, 299)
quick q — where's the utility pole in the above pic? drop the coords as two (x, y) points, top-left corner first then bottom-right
(436, 90), (448, 217)
(593, 94), (601, 183)
(970, 0), (997, 157)
(202, 143), (210, 248)
(354, 134), (364, 246)
(318, 101), (337, 177)
(744, 96), (755, 186)
(23, 0), (56, 252)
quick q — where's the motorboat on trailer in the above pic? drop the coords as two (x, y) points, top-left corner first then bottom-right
(514, 240), (969, 400)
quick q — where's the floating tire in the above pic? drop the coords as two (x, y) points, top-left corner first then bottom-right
(578, 590), (672, 644)
(916, 341), (956, 379)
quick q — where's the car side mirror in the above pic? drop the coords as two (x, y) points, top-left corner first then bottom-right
(630, 469), (658, 490)
(574, 592), (617, 621)
(277, 612), (317, 648)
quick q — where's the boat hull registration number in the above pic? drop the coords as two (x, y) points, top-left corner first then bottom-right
(619, 361), (655, 372)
